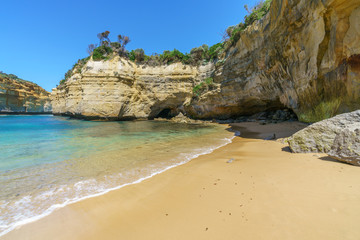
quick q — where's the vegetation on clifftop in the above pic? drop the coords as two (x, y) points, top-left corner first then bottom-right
(59, 57), (90, 85)
(228, 0), (272, 45)
(59, 0), (272, 85)
(0, 71), (33, 84)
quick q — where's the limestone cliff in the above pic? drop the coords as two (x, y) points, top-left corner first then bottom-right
(51, 59), (213, 120)
(187, 0), (360, 121)
(51, 0), (360, 121)
(0, 75), (52, 113)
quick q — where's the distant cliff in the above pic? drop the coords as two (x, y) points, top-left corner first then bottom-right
(0, 73), (52, 113)
(51, 0), (360, 122)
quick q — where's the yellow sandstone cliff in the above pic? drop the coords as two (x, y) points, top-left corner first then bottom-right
(51, 0), (360, 121)
(51, 59), (213, 120)
(0, 75), (51, 113)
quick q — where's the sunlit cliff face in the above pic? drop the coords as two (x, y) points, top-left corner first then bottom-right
(0, 77), (51, 113)
(52, 0), (360, 122)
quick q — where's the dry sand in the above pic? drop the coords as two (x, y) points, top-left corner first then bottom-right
(2, 122), (360, 240)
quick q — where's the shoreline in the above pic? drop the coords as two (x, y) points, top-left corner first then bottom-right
(2, 121), (360, 239)
(0, 123), (235, 238)
(0, 112), (52, 115)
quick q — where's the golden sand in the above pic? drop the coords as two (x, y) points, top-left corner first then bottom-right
(2, 122), (360, 240)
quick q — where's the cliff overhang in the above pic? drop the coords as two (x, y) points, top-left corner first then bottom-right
(51, 0), (360, 122)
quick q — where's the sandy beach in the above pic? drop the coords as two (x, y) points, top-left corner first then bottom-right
(2, 122), (360, 240)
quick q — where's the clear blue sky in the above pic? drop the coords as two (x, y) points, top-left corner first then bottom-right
(0, 0), (258, 91)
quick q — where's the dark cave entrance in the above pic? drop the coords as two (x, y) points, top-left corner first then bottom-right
(156, 108), (173, 119)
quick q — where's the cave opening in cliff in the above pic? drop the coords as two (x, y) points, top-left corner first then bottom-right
(156, 108), (173, 119)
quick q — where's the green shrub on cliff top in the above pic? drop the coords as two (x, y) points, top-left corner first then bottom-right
(59, 1), (273, 84)
(160, 49), (189, 64)
(92, 45), (113, 61)
(59, 56), (90, 85)
(208, 43), (224, 60)
(0, 72), (32, 84)
(229, 0), (272, 45)
(129, 48), (145, 62)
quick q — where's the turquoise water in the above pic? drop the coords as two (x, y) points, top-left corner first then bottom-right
(0, 115), (233, 236)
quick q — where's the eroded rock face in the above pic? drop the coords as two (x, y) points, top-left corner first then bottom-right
(0, 76), (51, 113)
(328, 128), (360, 166)
(287, 110), (360, 158)
(51, 0), (360, 121)
(187, 0), (360, 121)
(51, 59), (213, 120)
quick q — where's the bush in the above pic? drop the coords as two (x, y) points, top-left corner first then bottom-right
(298, 99), (342, 123)
(193, 77), (214, 96)
(204, 77), (213, 85)
(229, 0), (272, 45)
(92, 45), (113, 61)
(0, 72), (32, 84)
(190, 45), (208, 63)
(129, 48), (145, 62)
(159, 49), (188, 64)
(208, 43), (224, 60)
(110, 42), (121, 50)
(60, 56), (90, 85)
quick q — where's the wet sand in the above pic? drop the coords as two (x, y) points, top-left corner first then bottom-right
(2, 122), (360, 240)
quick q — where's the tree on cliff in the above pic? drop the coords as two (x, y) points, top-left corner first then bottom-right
(87, 44), (97, 55)
(97, 31), (111, 46)
(129, 48), (145, 62)
(117, 35), (131, 54)
(90, 31), (131, 60)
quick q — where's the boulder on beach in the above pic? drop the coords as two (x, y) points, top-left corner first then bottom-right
(328, 129), (360, 166)
(287, 110), (360, 166)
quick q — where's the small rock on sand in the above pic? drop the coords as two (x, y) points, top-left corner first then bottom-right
(227, 158), (235, 163)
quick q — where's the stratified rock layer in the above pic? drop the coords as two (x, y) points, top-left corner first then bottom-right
(187, 0), (360, 121)
(51, 0), (360, 121)
(288, 110), (360, 165)
(0, 76), (51, 113)
(52, 59), (213, 120)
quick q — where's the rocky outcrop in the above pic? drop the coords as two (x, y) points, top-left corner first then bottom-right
(328, 128), (360, 166)
(287, 110), (360, 165)
(51, 59), (213, 120)
(51, 0), (360, 121)
(187, 0), (360, 121)
(0, 76), (51, 113)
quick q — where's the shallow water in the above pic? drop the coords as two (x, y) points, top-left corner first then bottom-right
(0, 115), (233, 236)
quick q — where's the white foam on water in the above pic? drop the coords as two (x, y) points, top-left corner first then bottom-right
(0, 136), (235, 237)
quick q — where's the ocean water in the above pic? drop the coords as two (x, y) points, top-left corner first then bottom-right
(0, 115), (233, 236)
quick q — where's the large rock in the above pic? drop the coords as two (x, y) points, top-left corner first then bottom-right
(288, 110), (360, 165)
(51, 59), (213, 120)
(328, 128), (360, 166)
(0, 76), (51, 113)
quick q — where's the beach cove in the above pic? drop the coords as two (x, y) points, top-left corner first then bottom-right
(1, 0), (360, 238)
(2, 122), (360, 240)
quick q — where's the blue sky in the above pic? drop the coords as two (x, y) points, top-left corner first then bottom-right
(0, 0), (258, 91)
